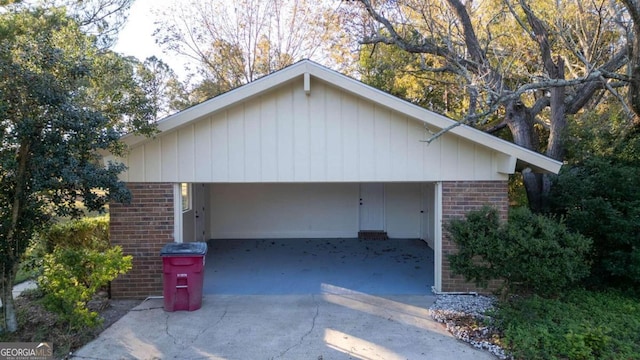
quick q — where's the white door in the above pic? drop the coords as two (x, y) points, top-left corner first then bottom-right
(193, 183), (207, 242)
(359, 183), (385, 231)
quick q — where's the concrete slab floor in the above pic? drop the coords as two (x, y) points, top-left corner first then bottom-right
(204, 238), (435, 295)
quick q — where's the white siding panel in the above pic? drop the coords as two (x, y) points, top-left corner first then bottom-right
(424, 133), (442, 180)
(160, 132), (178, 181)
(325, 86), (343, 180)
(374, 106), (391, 180)
(474, 145), (494, 179)
(389, 115), (409, 181)
(309, 83), (327, 180)
(260, 97), (278, 181)
(194, 118), (212, 181)
(293, 83), (310, 181)
(227, 105), (245, 181)
(407, 119), (425, 180)
(211, 113), (229, 181)
(456, 138), (476, 179)
(342, 93), (359, 180)
(143, 140), (161, 181)
(244, 101), (261, 182)
(440, 133), (459, 180)
(358, 99), (375, 179)
(178, 125), (195, 181)
(128, 146), (145, 181)
(277, 87), (294, 180)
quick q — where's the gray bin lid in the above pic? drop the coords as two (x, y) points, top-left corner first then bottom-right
(160, 242), (208, 256)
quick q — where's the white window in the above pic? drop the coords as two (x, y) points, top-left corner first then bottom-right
(181, 183), (191, 212)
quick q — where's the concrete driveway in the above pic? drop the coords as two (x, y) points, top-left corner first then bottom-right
(73, 292), (495, 359)
(73, 239), (495, 359)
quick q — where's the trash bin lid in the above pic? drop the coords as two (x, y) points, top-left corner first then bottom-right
(160, 242), (208, 256)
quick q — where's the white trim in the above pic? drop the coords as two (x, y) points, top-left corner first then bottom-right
(172, 183), (183, 243)
(434, 181), (443, 293)
(495, 153), (518, 174)
(304, 72), (310, 95)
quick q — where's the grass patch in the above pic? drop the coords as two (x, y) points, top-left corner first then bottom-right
(14, 266), (33, 284)
(493, 289), (640, 359)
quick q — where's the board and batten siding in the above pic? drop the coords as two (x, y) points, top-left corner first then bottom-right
(118, 78), (507, 183)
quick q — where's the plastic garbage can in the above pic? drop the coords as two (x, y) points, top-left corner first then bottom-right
(160, 242), (208, 312)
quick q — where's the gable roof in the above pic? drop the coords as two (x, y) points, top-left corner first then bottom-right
(123, 59), (561, 174)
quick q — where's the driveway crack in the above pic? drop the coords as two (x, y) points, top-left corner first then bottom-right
(192, 307), (227, 343)
(164, 313), (179, 345)
(273, 294), (320, 359)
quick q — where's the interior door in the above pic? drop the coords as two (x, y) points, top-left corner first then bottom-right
(359, 183), (385, 231)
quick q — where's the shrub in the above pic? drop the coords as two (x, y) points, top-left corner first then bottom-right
(549, 158), (640, 290)
(38, 246), (131, 329)
(493, 290), (640, 359)
(447, 206), (592, 297)
(43, 215), (110, 252)
(36, 216), (132, 330)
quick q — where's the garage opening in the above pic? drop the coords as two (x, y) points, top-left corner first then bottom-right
(177, 182), (439, 295)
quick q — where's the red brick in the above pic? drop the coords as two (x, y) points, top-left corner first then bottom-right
(440, 181), (508, 293)
(110, 182), (174, 299)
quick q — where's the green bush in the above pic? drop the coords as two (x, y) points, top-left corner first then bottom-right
(36, 216), (132, 330)
(38, 246), (131, 329)
(446, 206), (592, 296)
(549, 158), (640, 290)
(43, 215), (110, 252)
(493, 290), (640, 359)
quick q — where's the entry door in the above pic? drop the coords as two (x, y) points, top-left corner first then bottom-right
(359, 183), (385, 230)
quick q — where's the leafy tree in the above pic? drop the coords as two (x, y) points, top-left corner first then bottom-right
(348, 0), (635, 211)
(359, 43), (467, 118)
(131, 56), (182, 119)
(0, 7), (152, 333)
(549, 107), (640, 290)
(45, 0), (134, 48)
(154, 0), (337, 99)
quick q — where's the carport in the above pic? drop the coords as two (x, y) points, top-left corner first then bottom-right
(106, 60), (561, 299)
(186, 182), (437, 295)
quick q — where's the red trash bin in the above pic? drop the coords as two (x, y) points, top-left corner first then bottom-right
(160, 242), (208, 312)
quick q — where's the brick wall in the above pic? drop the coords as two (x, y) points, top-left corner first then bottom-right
(110, 183), (174, 299)
(441, 181), (508, 293)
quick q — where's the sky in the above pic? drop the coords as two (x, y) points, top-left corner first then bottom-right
(113, 0), (191, 78)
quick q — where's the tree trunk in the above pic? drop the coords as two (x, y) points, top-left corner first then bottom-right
(621, 0), (640, 118)
(504, 99), (547, 211)
(1, 141), (31, 333)
(1, 266), (18, 333)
